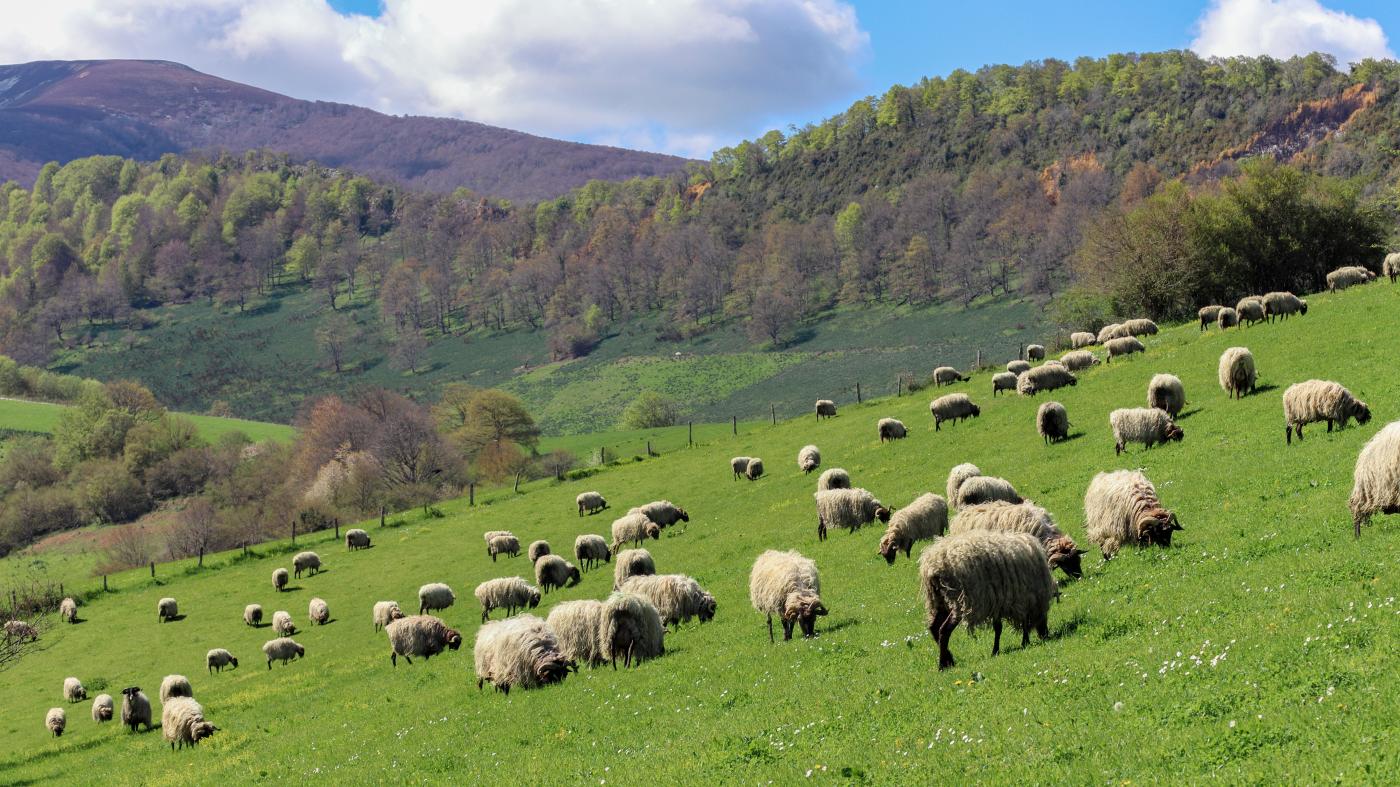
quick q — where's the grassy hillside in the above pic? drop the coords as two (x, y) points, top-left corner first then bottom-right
(4, 282), (1397, 782)
(0, 397), (297, 445)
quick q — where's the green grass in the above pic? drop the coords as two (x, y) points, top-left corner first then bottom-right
(0, 397), (64, 436)
(0, 398), (296, 445)
(5, 283), (1399, 782)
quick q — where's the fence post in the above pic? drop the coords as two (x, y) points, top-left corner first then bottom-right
(647, 440), (653, 457)
(59, 583), (64, 599)
(771, 403), (776, 425)
(469, 483), (476, 506)
(897, 376), (903, 397)
(856, 382), (862, 403)
(103, 575), (108, 592)
(380, 505), (387, 528)
(150, 562), (155, 578)
(976, 349), (982, 369)
(198, 548), (204, 568)
(688, 422), (693, 447)
(243, 542), (249, 557)
(732, 415), (737, 435)
(292, 519), (297, 546)
(334, 519), (340, 540)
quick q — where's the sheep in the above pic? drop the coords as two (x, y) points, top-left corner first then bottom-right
(618, 574), (717, 628)
(1097, 323), (1127, 343)
(602, 592), (666, 667)
(487, 534), (521, 562)
(878, 417), (907, 442)
(63, 677), (86, 703)
(1084, 469), (1182, 558)
(956, 475), (1023, 508)
(373, 601), (405, 631)
(1198, 305), (1222, 331)
(1349, 420), (1400, 537)
(1385, 252), (1400, 284)
(576, 491), (608, 517)
(992, 371), (1018, 396)
(1059, 350), (1099, 371)
(206, 649), (238, 674)
(386, 614), (463, 666)
(730, 456), (751, 480)
(1262, 291), (1307, 322)
(1284, 379), (1371, 444)
(120, 686), (152, 732)
(1006, 360), (1032, 375)
(613, 548), (656, 590)
(817, 467), (850, 491)
(1070, 331), (1096, 348)
(46, 707), (65, 737)
(345, 528), (371, 550)
(1327, 266), (1370, 292)
(1218, 347), (1256, 399)
(273, 567), (289, 592)
(948, 500), (1086, 579)
(546, 600), (606, 667)
(611, 512), (661, 551)
(473, 615), (574, 695)
(3, 619), (37, 641)
(261, 637), (305, 669)
(159, 674), (193, 704)
(474, 577), (541, 623)
(161, 697), (217, 750)
(528, 540), (551, 563)
(309, 597), (330, 626)
(919, 530), (1057, 669)
(1235, 297), (1266, 326)
(59, 597), (77, 624)
(1037, 401), (1070, 444)
(535, 554), (582, 593)
(158, 597), (178, 623)
(1217, 307), (1238, 330)
(946, 463), (983, 504)
(292, 551), (321, 579)
(574, 534), (611, 571)
(814, 487), (891, 541)
(1122, 318), (1158, 336)
(797, 444), (821, 474)
(630, 500), (690, 527)
(270, 609), (296, 637)
(1016, 365), (1077, 396)
(1105, 336), (1145, 362)
(815, 399), (837, 420)
(1147, 373), (1185, 416)
(929, 393), (980, 431)
(243, 604), (263, 627)
(1109, 407), (1184, 455)
(1025, 344), (1045, 361)
(934, 366), (970, 386)
(745, 457), (765, 481)
(877, 493), (948, 564)
(91, 694), (114, 723)
(483, 530), (512, 544)
(749, 550), (826, 642)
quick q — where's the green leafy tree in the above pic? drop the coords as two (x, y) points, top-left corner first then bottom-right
(620, 391), (680, 429)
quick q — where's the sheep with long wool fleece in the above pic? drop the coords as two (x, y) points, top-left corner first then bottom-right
(1385, 252), (1400, 283)
(528, 540), (551, 563)
(630, 500), (690, 526)
(4, 619), (37, 641)
(619, 574), (717, 628)
(745, 457), (765, 480)
(817, 467), (850, 492)
(474, 614), (574, 695)
(1006, 360), (1031, 375)
(488, 534), (520, 562)
(1105, 336), (1144, 362)
(418, 582), (456, 614)
(1147, 373), (1185, 416)
(1109, 407), (1183, 455)
(1037, 401), (1070, 444)
(1348, 420), (1400, 537)
(933, 366), (969, 386)
(928, 393), (980, 430)
(611, 511), (661, 551)
(273, 567), (289, 592)
(309, 597), (330, 625)
(814, 400), (837, 420)
(945, 463), (982, 504)
(878, 417), (907, 442)
(45, 707), (65, 737)
(1218, 346), (1256, 399)
(474, 576), (541, 623)
(292, 551), (321, 579)
(63, 676), (86, 703)
(386, 614), (463, 666)
(1216, 307), (1238, 330)
(59, 597), (77, 623)
(244, 604), (263, 627)
(1070, 331), (1096, 348)
(91, 694), (114, 722)
(159, 674), (193, 704)
(483, 530), (513, 544)
(920, 530), (1057, 670)
(1235, 296), (1266, 326)
(992, 371), (1018, 396)
(613, 548), (656, 590)
(1025, 344), (1045, 361)
(1016, 364), (1077, 396)
(373, 601), (405, 631)
(749, 550), (826, 641)
(797, 444), (821, 474)
(1327, 265), (1370, 291)
(206, 649), (238, 673)
(272, 610), (296, 636)
(345, 528), (371, 550)
(158, 597), (178, 622)
(1198, 305), (1222, 331)
(576, 491), (608, 517)
(1121, 318), (1158, 336)
(120, 686), (152, 731)
(814, 487), (891, 541)
(949, 500), (1086, 578)
(547, 600), (607, 667)
(1284, 379), (1371, 444)
(262, 637), (305, 669)
(1097, 323), (1128, 343)
(1262, 291), (1307, 321)
(535, 554), (582, 593)
(162, 697), (217, 750)
(574, 534), (612, 571)
(602, 592), (667, 667)
(1059, 350), (1099, 371)
(955, 475), (1022, 508)
(730, 456), (751, 480)
(877, 493), (948, 564)
(1084, 469), (1182, 559)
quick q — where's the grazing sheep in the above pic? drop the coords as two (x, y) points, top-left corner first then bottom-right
(4, 619), (37, 641)
(574, 534), (612, 571)
(1016, 365), (1077, 396)
(261, 637), (305, 669)
(929, 393), (981, 431)
(1006, 360), (1032, 375)
(1262, 291), (1307, 322)
(206, 649), (238, 674)
(535, 554), (582, 592)
(946, 463), (983, 504)
(730, 456), (751, 480)
(611, 512), (661, 551)
(630, 500), (690, 527)
(877, 493), (949, 564)
(814, 487), (891, 541)
(815, 400), (837, 420)
(949, 501), (1086, 579)
(1198, 305), (1222, 331)
(878, 417), (908, 442)
(546, 600), (607, 667)
(1218, 347), (1256, 399)
(272, 610), (296, 637)
(1105, 336), (1145, 362)
(613, 548), (656, 590)
(1070, 331), (1096, 349)
(386, 614), (463, 666)
(59, 597), (77, 624)
(63, 677), (86, 703)
(955, 475), (1023, 508)
(992, 372), (1018, 396)
(1037, 401), (1070, 444)
(483, 530), (512, 544)
(1147, 373), (1186, 416)
(474, 577), (541, 623)
(345, 528), (371, 550)
(1284, 380), (1372, 444)
(1327, 266), (1370, 292)
(158, 597), (178, 623)
(934, 366), (970, 386)
(602, 592), (666, 667)
(750, 550), (826, 641)
(1084, 470), (1182, 558)
(1109, 407), (1184, 455)
(745, 457), (765, 480)
(1349, 420), (1400, 537)
(1385, 252), (1400, 283)
(46, 707), (65, 737)
(161, 697), (217, 750)
(1059, 350), (1099, 371)
(919, 530), (1057, 669)
(487, 534), (520, 562)
(1235, 297), (1266, 326)
(292, 551), (321, 579)
(373, 601), (404, 631)
(272, 567), (289, 592)
(91, 694), (114, 723)
(817, 467), (851, 491)
(159, 674), (193, 704)
(576, 491), (608, 517)
(1122, 318), (1158, 336)
(797, 444), (821, 474)
(528, 540), (551, 563)
(1097, 323), (1127, 343)
(473, 615), (574, 695)
(1217, 307), (1238, 330)
(618, 574), (717, 628)
(309, 597), (329, 626)
(1025, 344), (1045, 361)
(120, 687), (152, 732)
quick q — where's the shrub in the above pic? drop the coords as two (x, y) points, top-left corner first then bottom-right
(621, 392), (680, 429)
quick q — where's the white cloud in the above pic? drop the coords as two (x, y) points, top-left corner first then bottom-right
(1191, 0), (1393, 67)
(0, 0), (868, 158)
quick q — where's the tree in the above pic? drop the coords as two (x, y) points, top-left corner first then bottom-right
(448, 389), (540, 456)
(166, 498), (218, 560)
(53, 388), (138, 468)
(315, 313), (358, 373)
(747, 287), (801, 346)
(621, 392), (680, 429)
(390, 329), (428, 374)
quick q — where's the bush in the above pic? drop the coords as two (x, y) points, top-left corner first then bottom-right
(0, 486), (83, 552)
(76, 460), (152, 524)
(620, 391), (680, 429)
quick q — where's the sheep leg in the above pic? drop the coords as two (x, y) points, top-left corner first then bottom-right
(1115, 441), (1123, 456)
(481, 609), (489, 624)
(782, 619), (795, 641)
(1327, 420), (1334, 433)
(936, 611), (958, 670)
(767, 615), (774, 643)
(992, 619), (1002, 656)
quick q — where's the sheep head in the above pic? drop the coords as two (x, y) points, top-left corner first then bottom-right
(602, 546), (612, 563)
(1137, 510), (1182, 547)
(533, 652), (573, 686)
(1163, 422), (1184, 442)
(783, 591), (827, 637)
(527, 589), (542, 609)
(121, 686), (141, 698)
(1353, 400), (1372, 425)
(295, 644), (306, 659)
(1299, 301), (1308, 315)
(877, 532), (902, 565)
(567, 567), (582, 587)
(970, 405), (981, 417)
(191, 721), (218, 744)
(645, 523), (661, 540)
(676, 508), (690, 522)
(874, 506), (892, 523)
(229, 656), (239, 668)
(697, 592), (717, 622)
(1045, 536), (1085, 579)
(445, 629), (463, 651)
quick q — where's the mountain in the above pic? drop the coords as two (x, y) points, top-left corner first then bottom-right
(0, 59), (690, 200)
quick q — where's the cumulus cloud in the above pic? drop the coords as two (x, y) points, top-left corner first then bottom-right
(0, 0), (868, 157)
(1191, 0), (1393, 67)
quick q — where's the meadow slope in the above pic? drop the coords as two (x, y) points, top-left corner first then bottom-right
(2, 283), (1398, 783)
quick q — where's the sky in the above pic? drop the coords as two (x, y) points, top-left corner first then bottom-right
(0, 0), (1396, 159)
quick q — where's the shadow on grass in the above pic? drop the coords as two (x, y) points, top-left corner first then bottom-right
(162, 614), (187, 623)
(1250, 384), (1279, 395)
(1174, 407), (1203, 420)
(820, 617), (861, 635)
(241, 299), (283, 318)
(1049, 612), (1086, 641)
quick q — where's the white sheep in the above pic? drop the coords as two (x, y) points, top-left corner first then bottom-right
(63, 676), (86, 703)
(574, 534), (612, 571)
(876, 493), (948, 564)
(1262, 291), (1307, 322)
(576, 491), (608, 517)
(1218, 346), (1256, 399)
(272, 567), (289, 592)
(1059, 350), (1099, 371)
(933, 366), (969, 386)
(159, 674), (193, 704)
(749, 550), (826, 641)
(386, 614), (463, 666)
(473, 614), (574, 695)
(1217, 307), (1238, 330)
(1109, 407), (1184, 455)
(4, 619), (37, 641)
(1198, 305), (1222, 331)
(162, 696), (217, 750)
(1084, 470), (1182, 558)
(1348, 420), (1400, 538)
(1327, 266), (1370, 292)
(1384, 253), (1400, 283)
(292, 551), (321, 579)
(59, 597), (77, 624)
(46, 707), (65, 737)
(945, 463), (982, 503)
(1105, 336), (1144, 362)
(1147, 373), (1185, 416)
(928, 393), (980, 431)
(814, 400), (837, 420)
(992, 371), (1018, 396)
(629, 500), (690, 526)
(206, 649), (238, 673)
(814, 487), (891, 541)
(120, 687), (152, 731)
(1037, 401), (1070, 444)
(535, 554), (582, 593)
(1121, 318), (1158, 336)
(613, 548), (656, 590)
(1016, 365), (1077, 396)
(618, 574), (717, 628)
(611, 512), (661, 551)
(602, 592), (666, 667)
(1025, 344), (1045, 361)
(1097, 323), (1128, 343)
(1007, 360), (1032, 375)
(345, 528), (371, 550)
(309, 597), (330, 626)
(1069, 331), (1096, 348)
(745, 457), (765, 480)
(157, 597), (178, 623)
(261, 637), (305, 669)
(418, 582), (456, 615)
(730, 456), (752, 480)
(797, 444), (821, 474)
(546, 600), (606, 668)
(487, 534), (521, 562)
(91, 694), (114, 723)
(272, 609), (297, 636)
(525, 540), (550, 564)
(817, 468), (851, 491)
(474, 577), (541, 623)
(955, 475), (1022, 508)
(948, 500), (1086, 578)
(373, 601), (405, 631)
(1235, 296), (1266, 326)
(1283, 380), (1371, 444)
(878, 417), (908, 442)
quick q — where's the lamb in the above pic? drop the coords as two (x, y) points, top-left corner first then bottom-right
(1097, 323), (1128, 343)
(745, 457), (765, 480)
(46, 707), (65, 737)
(91, 694), (114, 723)
(1037, 401), (1070, 444)
(956, 475), (1023, 507)
(1198, 305), (1222, 331)
(273, 567), (289, 592)
(59, 597), (77, 624)
(1016, 365), (1077, 396)
(1105, 336), (1145, 362)
(385, 614), (463, 666)
(1235, 297), (1266, 326)
(1385, 252), (1400, 283)
(63, 677), (86, 703)
(992, 372), (1018, 396)
(243, 603), (263, 627)
(817, 468), (850, 491)
(535, 554), (582, 592)
(206, 649), (238, 673)
(945, 463), (983, 504)
(602, 592), (667, 667)
(488, 534), (521, 562)
(613, 548), (656, 590)
(157, 597), (178, 623)
(797, 444), (821, 474)
(474, 577), (542, 623)
(309, 597), (330, 625)
(373, 601), (405, 631)
(473, 615), (574, 694)
(1070, 331), (1096, 348)
(1349, 420), (1400, 537)
(618, 574), (717, 628)
(814, 399), (837, 420)
(292, 551), (321, 579)
(527, 540), (551, 563)
(877, 493), (948, 564)
(574, 534), (612, 571)
(1284, 380), (1371, 444)
(3, 619), (37, 641)
(120, 687), (152, 732)
(261, 637), (305, 669)
(1262, 291), (1307, 322)
(749, 550), (827, 641)
(1218, 347), (1256, 399)
(159, 674), (193, 704)
(928, 393), (981, 430)
(919, 530), (1057, 669)
(1025, 344), (1045, 361)
(1121, 318), (1158, 336)
(161, 697), (217, 750)
(878, 417), (908, 442)
(1006, 360), (1032, 375)
(345, 528), (371, 550)
(814, 487), (891, 540)
(611, 512), (661, 551)
(576, 491), (608, 517)
(630, 500), (690, 527)
(730, 456), (751, 480)
(422, 582), (462, 616)
(1327, 266), (1370, 292)
(1216, 307), (1238, 330)
(1109, 407), (1184, 455)
(948, 500), (1086, 578)
(272, 610), (296, 637)
(546, 600), (607, 667)
(1059, 350), (1099, 371)
(934, 366), (970, 386)
(1084, 470), (1182, 558)
(1147, 373), (1185, 416)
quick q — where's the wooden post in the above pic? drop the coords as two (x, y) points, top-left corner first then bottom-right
(856, 382), (862, 403)
(150, 562), (155, 578)
(198, 548), (204, 568)
(732, 415), (737, 435)
(103, 575), (108, 592)
(976, 349), (982, 369)
(243, 542), (249, 557)
(59, 583), (64, 599)
(771, 403), (776, 425)
(646, 440), (653, 457)
(380, 505), (387, 528)
(897, 376), (903, 397)
(1019, 343), (1024, 361)
(292, 519), (297, 546)
(688, 422), (693, 447)
(334, 519), (340, 540)
(469, 483), (476, 506)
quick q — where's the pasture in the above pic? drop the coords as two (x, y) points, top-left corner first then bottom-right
(0, 397), (297, 445)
